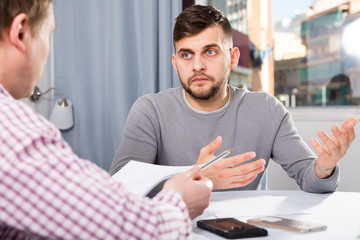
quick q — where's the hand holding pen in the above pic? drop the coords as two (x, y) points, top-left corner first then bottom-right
(201, 149), (232, 170)
(146, 147), (230, 199)
(196, 136), (266, 190)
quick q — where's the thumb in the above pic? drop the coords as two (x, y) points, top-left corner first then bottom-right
(186, 166), (213, 190)
(198, 136), (222, 162)
(187, 165), (202, 180)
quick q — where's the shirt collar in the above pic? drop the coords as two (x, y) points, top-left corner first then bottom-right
(0, 83), (12, 98)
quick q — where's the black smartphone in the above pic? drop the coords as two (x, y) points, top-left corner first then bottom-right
(197, 218), (268, 239)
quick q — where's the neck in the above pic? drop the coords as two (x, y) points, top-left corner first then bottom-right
(185, 85), (229, 112)
(0, 53), (9, 94)
(0, 50), (16, 98)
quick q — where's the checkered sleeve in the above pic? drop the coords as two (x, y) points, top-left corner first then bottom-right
(0, 92), (191, 240)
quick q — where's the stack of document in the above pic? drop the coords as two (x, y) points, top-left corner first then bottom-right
(112, 160), (194, 196)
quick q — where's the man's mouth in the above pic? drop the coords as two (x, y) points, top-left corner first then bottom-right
(191, 76), (209, 84)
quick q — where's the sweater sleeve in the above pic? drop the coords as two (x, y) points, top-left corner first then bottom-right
(110, 96), (160, 175)
(268, 95), (339, 193)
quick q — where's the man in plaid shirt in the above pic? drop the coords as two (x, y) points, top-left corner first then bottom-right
(0, 1), (213, 239)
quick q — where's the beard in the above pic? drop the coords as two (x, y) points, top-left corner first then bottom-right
(180, 73), (227, 100)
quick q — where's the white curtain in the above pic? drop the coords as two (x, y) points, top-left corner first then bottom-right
(53, 0), (181, 170)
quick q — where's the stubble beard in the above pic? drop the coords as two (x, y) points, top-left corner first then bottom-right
(181, 73), (227, 100)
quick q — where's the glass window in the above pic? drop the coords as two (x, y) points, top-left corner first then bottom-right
(273, 0), (360, 106)
(206, 0), (360, 107)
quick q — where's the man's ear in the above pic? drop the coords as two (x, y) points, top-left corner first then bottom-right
(9, 13), (27, 51)
(171, 54), (178, 74)
(230, 47), (240, 70)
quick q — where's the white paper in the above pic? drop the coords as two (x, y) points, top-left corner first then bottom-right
(208, 192), (308, 218)
(112, 160), (194, 196)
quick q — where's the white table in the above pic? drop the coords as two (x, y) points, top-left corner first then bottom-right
(191, 190), (360, 239)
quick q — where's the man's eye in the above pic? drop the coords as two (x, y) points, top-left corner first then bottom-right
(183, 53), (192, 59)
(207, 50), (216, 56)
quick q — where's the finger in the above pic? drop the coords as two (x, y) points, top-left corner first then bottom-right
(340, 118), (356, 133)
(342, 118), (356, 144)
(317, 129), (342, 157)
(344, 117), (358, 129)
(201, 177), (213, 190)
(199, 136), (222, 157)
(321, 142), (330, 153)
(330, 125), (348, 155)
(318, 130), (339, 157)
(229, 164), (265, 182)
(218, 152), (257, 168)
(186, 165), (202, 180)
(227, 175), (258, 189)
(228, 159), (266, 177)
(310, 137), (330, 157)
(329, 134), (339, 146)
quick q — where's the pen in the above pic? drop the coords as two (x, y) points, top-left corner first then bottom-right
(146, 149), (232, 198)
(201, 149), (232, 170)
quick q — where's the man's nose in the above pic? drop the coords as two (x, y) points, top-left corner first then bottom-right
(192, 55), (206, 72)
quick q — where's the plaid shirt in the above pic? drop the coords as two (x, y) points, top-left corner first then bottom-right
(0, 84), (191, 240)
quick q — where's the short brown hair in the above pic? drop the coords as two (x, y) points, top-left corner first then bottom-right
(173, 5), (232, 47)
(0, 0), (53, 40)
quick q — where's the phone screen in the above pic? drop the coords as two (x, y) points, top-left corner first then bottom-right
(197, 218), (268, 239)
(210, 219), (243, 230)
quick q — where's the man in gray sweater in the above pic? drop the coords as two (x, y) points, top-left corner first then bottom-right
(110, 5), (357, 193)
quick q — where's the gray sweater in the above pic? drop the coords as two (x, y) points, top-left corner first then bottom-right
(110, 85), (339, 193)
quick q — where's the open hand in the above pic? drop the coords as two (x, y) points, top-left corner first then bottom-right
(311, 117), (357, 179)
(196, 136), (266, 190)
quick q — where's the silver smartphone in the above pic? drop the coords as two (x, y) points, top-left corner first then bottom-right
(247, 216), (327, 233)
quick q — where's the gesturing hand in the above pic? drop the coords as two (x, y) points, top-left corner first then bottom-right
(196, 136), (266, 190)
(311, 117), (357, 179)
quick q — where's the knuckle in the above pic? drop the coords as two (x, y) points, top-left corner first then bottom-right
(328, 144), (338, 152)
(217, 170), (228, 179)
(199, 147), (207, 155)
(213, 162), (223, 170)
(232, 158), (240, 166)
(240, 165), (249, 173)
(317, 147), (326, 155)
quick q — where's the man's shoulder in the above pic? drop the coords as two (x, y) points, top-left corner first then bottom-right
(143, 86), (182, 99)
(136, 87), (182, 105)
(231, 85), (275, 103)
(0, 94), (29, 115)
(0, 94), (55, 136)
(230, 86), (286, 117)
(129, 87), (184, 117)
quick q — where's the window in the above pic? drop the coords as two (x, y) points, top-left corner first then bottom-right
(206, 0), (360, 108)
(273, 0), (360, 107)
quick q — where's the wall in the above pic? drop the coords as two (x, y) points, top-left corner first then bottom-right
(266, 107), (360, 192)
